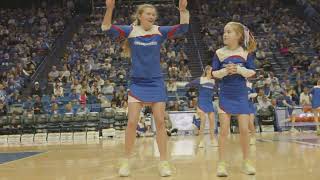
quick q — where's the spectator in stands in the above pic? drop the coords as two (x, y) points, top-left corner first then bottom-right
(0, 100), (7, 116)
(48, 66), (60, 82)
(289, 88), (299, 105)
(167, 79), (177, 92)
(189, 97), (197, 109)
(65, 103), (75, 114)
(267, 72), (279, 85)
(51, 103), (59, 115)
(257, 96), (275, 128)
(53, 83), (64, 97)
(168, 63), (179, 79)
(98, 93), (110, 108)
(0, 84), (6, 102)
(119, 101), (128, 115)
(25, 62), (36, 76)
(164, 112), (178, 136)
(69, 88), (80, 104)
(95, 74), (105, 88)
(79, 90), (87, 108)
(101, 80), (114, 95)
(60, 64), (71, 83)
(136, 115), (147, 137)
(294, 79), (305, 96)
(263, 83), (271, 98)
(256, 75), (265, 89)
(9, 91), (23, 105)
(300, 87), (311, 106)
(257, 89), (265, 104)
(31, 82), (42, 97)
(178, 66), (192, 81)
(71, 79), (82, 94)
(257, 96), (272, 115)
(270, 80), (283, 98)
(160, 58), (168, 71)
(51, 95), (58, 104)
(278, 90), (295, 118)
(23, 96), (34, 112)
(186, 87), (197, 100)
(33, 96), (43, 114)
(81, 81), (90, 94)
(89, 81), (101, 94)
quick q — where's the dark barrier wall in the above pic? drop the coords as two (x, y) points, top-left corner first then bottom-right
(0, 0), (64, 8)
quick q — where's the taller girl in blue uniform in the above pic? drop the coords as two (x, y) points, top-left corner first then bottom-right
(211, 22), (257, 177)
(186, 66), (217, 148)
(311, 79), (320, 135)
(101, 0), (189, 177)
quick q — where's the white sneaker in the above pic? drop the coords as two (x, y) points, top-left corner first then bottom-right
(118, 159), (130, 177)
(250, 137), (256, 145)
(216, 161), (228, 177)
(158, 161), (172, 177)
(198, 140), (205, 148)
(290, 128), (299, 134)
(209, 140), (219, 147)
(242, 160), (256, 175)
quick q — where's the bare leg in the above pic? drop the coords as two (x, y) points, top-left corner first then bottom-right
(125, 102), (143, 158)
(238, 114), (250, 160)
(218, 113), (231, 161)
(248, 114), (255, 137)
(208, 112), (215, 142)
(197, 108), (207, 145)
(152, 102), (168, 161)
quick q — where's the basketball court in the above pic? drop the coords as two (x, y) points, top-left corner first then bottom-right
(0, 132), (319, 180)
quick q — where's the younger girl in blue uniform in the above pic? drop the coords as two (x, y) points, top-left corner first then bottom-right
(186, 66), (217, 148)
(247, 80), (257, 145)
(279, 90), (297, 132)
(311, 80), (320, 135)
(101, 0), (189, 177)
(212, 22), (257, 176)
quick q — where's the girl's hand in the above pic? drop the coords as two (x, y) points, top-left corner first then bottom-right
(106, 0), (115, 9)
(226, 64), (237, 74)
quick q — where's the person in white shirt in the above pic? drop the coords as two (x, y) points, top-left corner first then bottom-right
(166, 79), (177, 92)
(53, 84), (64, 97)
(258, 96), (272, 110)
(101, 80), (114, 95)
(95, 74), (105, 88)
(299, 87), (311, 106)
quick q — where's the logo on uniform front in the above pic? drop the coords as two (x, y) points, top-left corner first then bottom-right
(134, 41), (158, 46)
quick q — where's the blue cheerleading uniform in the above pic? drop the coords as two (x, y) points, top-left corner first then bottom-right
(311, 86), (320, 109)
(247, 84), (257, 115)
(192, 114), (201, 130)
(104, 24), (189, 102)
(278, 95), (294, 115)
(186, 77), (215, 113)
(212, 47), (256, 114)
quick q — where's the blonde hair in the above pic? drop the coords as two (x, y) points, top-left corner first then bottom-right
(122, 4), (158, 58)
(226, 22), (257, 53)
(201, 65), (212, 77)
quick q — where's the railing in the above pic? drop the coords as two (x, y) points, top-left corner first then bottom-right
(190, 22), (205, 71)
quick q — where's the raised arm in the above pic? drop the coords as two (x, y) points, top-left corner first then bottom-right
(101, 0), (132, 40)
(101, 0), (115, 31)
(158, 0), (189, 39)
(179, 0), (190, 24)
